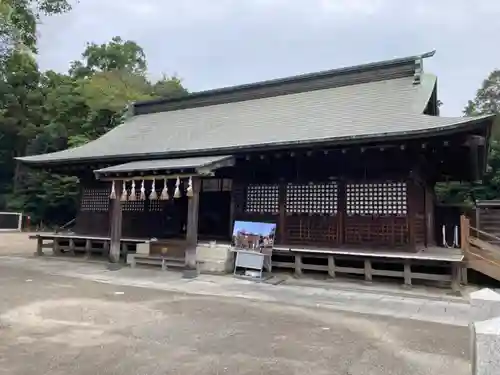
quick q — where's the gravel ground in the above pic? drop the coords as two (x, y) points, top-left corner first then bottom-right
(0, 263), (471, 375)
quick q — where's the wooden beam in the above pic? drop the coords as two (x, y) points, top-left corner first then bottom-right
(184, 177), (201, 277)
(98, 173), (199, 182)
(109, 180), (123, 263)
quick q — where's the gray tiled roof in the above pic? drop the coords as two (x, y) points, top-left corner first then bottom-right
(94, 155), (233, 175)
(18, 73), (493, 165)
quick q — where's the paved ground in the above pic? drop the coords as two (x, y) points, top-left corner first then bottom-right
(0, 262), (470, 375)
(0, 232), (475, 374)
(0, 231), (34, 256)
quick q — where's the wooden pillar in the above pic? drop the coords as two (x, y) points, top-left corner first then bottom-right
(35, 236), (43, 256)
(407, 179), (417, 251)
(278, 183), (286, 244)
(328, 255), (336, 278)
(451, 263), (461, 293)
(294, 253), (302, 277)
(229, 182), (236, 237)
(69, 238), (76, 256)
(109, 180), (123, 263)
(475, 206), (481, 232)
(84, 239), (91, 259)
(424, 185), (436, 246)
(460, 215), (470, 251)
(403, 260), (412, 288)
(53, 238), (61, 255)
(364, 259), (372, 282)
(337, 180), (346, 246)
(461, 264), (468, 285)
(184, 177), (201, 278)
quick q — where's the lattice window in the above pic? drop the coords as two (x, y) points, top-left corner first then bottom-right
(344, 216), (408, 246)
(286, 182), (338, 215)
(346, 182), (407, 216)
(149, 196), (163, 212)
(245, 184), (279, 213)
(122, 191), (145, 212)
(285, 216), (338, 245)
(80, 188), (110, 212)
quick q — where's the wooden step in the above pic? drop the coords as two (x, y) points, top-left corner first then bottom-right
(467, 236), (500, 281)
(134, 254), (184, 262)
(130, 254), (185, 270)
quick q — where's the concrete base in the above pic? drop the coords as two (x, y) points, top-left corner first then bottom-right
(196, 242), (234, 274)
(472, 316), (500, 374)
(470, 288), (500, 323)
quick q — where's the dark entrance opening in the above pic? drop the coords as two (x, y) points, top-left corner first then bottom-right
(198, 179), (232, 241)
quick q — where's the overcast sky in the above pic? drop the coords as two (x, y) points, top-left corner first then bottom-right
(36, 0), (500, 116)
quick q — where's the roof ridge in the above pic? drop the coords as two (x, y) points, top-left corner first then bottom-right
(133, 51), (436, 115)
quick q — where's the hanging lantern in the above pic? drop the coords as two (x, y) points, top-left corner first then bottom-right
(160, 178), (169, 200)
(120, 181), (128, 201)
(109, 180), (117, 200)
(174, 177), (181, 198)
(149, 179), (158, 200)
(139, 180), (146, 200)
(186, 176), (193, 197)
(129, 180), (136, 201)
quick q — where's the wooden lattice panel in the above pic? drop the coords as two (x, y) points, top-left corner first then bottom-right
(122, 191), (145, 212)
(245, 184), (279, 213)
(148, 194), (163, 212)
(80, 188), (110, 212)
(284, 216), (338, 245)
(344, 216), (408, 246)
(346, 182), (407, 216)
(286, 182), (338, 215)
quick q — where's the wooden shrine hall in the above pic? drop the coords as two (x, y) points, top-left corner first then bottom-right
(18, 51), (495, 285)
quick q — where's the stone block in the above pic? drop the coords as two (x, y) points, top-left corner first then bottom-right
(472, 316), (500, 375)
(136, 242), (150, 255)
(126, 253), (136, 267)
(196, 243), (234, 274)
(470, 288), (500, 322)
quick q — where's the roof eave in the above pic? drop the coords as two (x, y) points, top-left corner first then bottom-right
(17, 113), (494, 168)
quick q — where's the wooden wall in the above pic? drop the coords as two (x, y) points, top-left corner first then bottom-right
(233, 180), (417, 250)
(74, 179), (183, 238)
(74, 178), (232, 240)
(72, 146), (432, 250)
(230, 149), (430, 251)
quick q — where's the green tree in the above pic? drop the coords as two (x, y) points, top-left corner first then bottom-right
(152, 74), (188, 99)
(69, 36), (147, 78)
(437, 69), (500, 205)
(6, 35), (188, 226)
(0, 51), (45, 198)
(0, 0), (71, 60)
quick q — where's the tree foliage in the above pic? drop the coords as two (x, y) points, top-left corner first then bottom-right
(0, 0), (71, 61)
(0, 28), (188, 225)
